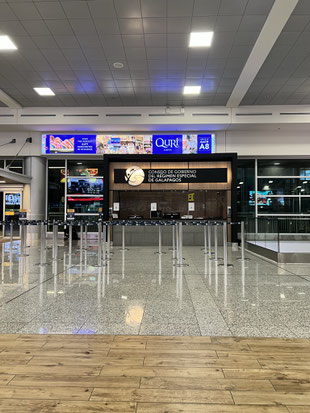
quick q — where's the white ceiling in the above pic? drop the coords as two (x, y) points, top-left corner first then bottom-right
(0, 0), (276, 107)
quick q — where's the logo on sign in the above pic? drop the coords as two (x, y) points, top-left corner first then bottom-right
(197, 135), (212, 154)
(125, 166), (145, 186)
(152, 135), (182, 154)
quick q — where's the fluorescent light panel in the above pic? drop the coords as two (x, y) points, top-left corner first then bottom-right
(0, 36), (17, 50)
(189, 32), (214, 47)
(34, 87), (55, 96)
(183, 85), (201, 95)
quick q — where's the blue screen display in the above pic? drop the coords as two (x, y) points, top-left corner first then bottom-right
(197, 134), (213, 154)
(44, 134), (97, 154)
(152, 135), (183, 154)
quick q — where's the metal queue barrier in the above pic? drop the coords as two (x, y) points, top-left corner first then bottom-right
(2, 219), (247, 269)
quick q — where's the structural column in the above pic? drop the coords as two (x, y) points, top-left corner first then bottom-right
(24, 157), (47, 239)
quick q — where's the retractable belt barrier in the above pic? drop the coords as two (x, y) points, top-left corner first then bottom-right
(2, 219), (247, 268)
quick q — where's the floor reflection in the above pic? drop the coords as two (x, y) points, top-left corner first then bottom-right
(0, 237), (308, 337)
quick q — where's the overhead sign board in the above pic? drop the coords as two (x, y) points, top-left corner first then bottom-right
(42, 134), (215, 155)
(114, 168), (227, 185)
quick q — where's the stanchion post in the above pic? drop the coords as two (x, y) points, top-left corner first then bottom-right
(84, 224), (88, 250)
(208, 223), (211, 257)
(107, 223), (110, 259)
(69, 223), (73, 256)
(98, 221), (102, 266)
(53, 222), (58, 261)
(214, 224), (218, 261)
(178, 222), (183, 265)
(20, 222), (24, 256)
(175, 223), (179, 265)
(159, 225), (162, 255)
(10, 221), (13, 244)
(52, 222), (56, 260)
(40, 221), (44, 264)
(203, 224), (207, 254)
(223, 221), (228, 268)
(80, 222), (83, 253)
(241, 221), (245, 261)
(102, 223), (107, 264)
(119, 224), (128, 251)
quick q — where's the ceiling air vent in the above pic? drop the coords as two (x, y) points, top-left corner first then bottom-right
(20, 114), (56, 117)
(192, 113), (229, 116)
(106, 113), (141, 117)
(235, 113), (272, 116)
(0, 114), (14, 117)
(149, 113), (184, 117)
(63, 114), (99, 117)
(280, 112), (310, 115)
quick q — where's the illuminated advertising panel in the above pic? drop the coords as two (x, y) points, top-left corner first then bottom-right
(42, 134), (215, 155)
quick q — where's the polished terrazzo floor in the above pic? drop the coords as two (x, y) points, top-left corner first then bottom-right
(0, 236), (309, 337)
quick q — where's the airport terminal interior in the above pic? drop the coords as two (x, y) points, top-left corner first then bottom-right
(0, 0), (310, 411)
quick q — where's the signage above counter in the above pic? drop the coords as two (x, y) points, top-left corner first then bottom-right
(42, 133), (215, 155)
(114, 167), (227, 185)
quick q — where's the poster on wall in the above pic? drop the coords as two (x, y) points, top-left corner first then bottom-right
(42, 134), (97, 154)
(42, 134), (215, 155)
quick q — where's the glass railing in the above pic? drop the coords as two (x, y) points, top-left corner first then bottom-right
(244, 217), (310, 253)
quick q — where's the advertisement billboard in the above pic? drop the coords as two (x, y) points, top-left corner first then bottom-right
(42, 134), (215, 155)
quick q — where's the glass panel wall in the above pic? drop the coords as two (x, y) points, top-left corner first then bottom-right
(237, 159), (255, 219)
(47, 159), (104, 221)
(238, 158), (310, 219)
(47, 159), (65, 221)
(257, 159), (310, 216)
(66, 160), (103, 218)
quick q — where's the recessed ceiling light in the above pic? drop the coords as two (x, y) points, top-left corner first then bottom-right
(183, 85), (201, 95)
(274, 162), (280, 166)
(303, 181), (308, 184)
(0, 181), (5, 183)
(269, 180), (273, 184)
(77, 162), (82, 165)
(113, 62), (124, 69)
(239, 182), (244, 185)
(34, 87), (55, 96)
(189, 32), (214, 47)
(0, 36), (17, 51)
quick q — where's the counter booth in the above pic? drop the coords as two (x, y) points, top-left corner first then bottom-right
(103, 153), (238, 246)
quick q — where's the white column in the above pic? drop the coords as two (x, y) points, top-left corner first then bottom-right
(24, 156), (46, 221)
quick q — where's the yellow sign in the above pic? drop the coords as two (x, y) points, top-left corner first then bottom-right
(188, 193), (194, 202)
(5, 211), (14, 216)
(67, 209), (75, 213)
(19, 209), (27, 212)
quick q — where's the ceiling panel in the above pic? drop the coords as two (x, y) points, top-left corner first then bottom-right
(241, 1), (310, 106)
(0, 0), (275, 107)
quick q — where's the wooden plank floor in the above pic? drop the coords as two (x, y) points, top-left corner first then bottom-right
(0, 334), (308, 412)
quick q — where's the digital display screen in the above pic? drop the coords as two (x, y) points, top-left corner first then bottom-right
(5, 193), (20, 206)
(249, 191), (273, 206)
(67, 178), (103, 195)
(152, 134), (183, 154)
(42, 134), (215, 155)
(43, 134), (97, 154)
